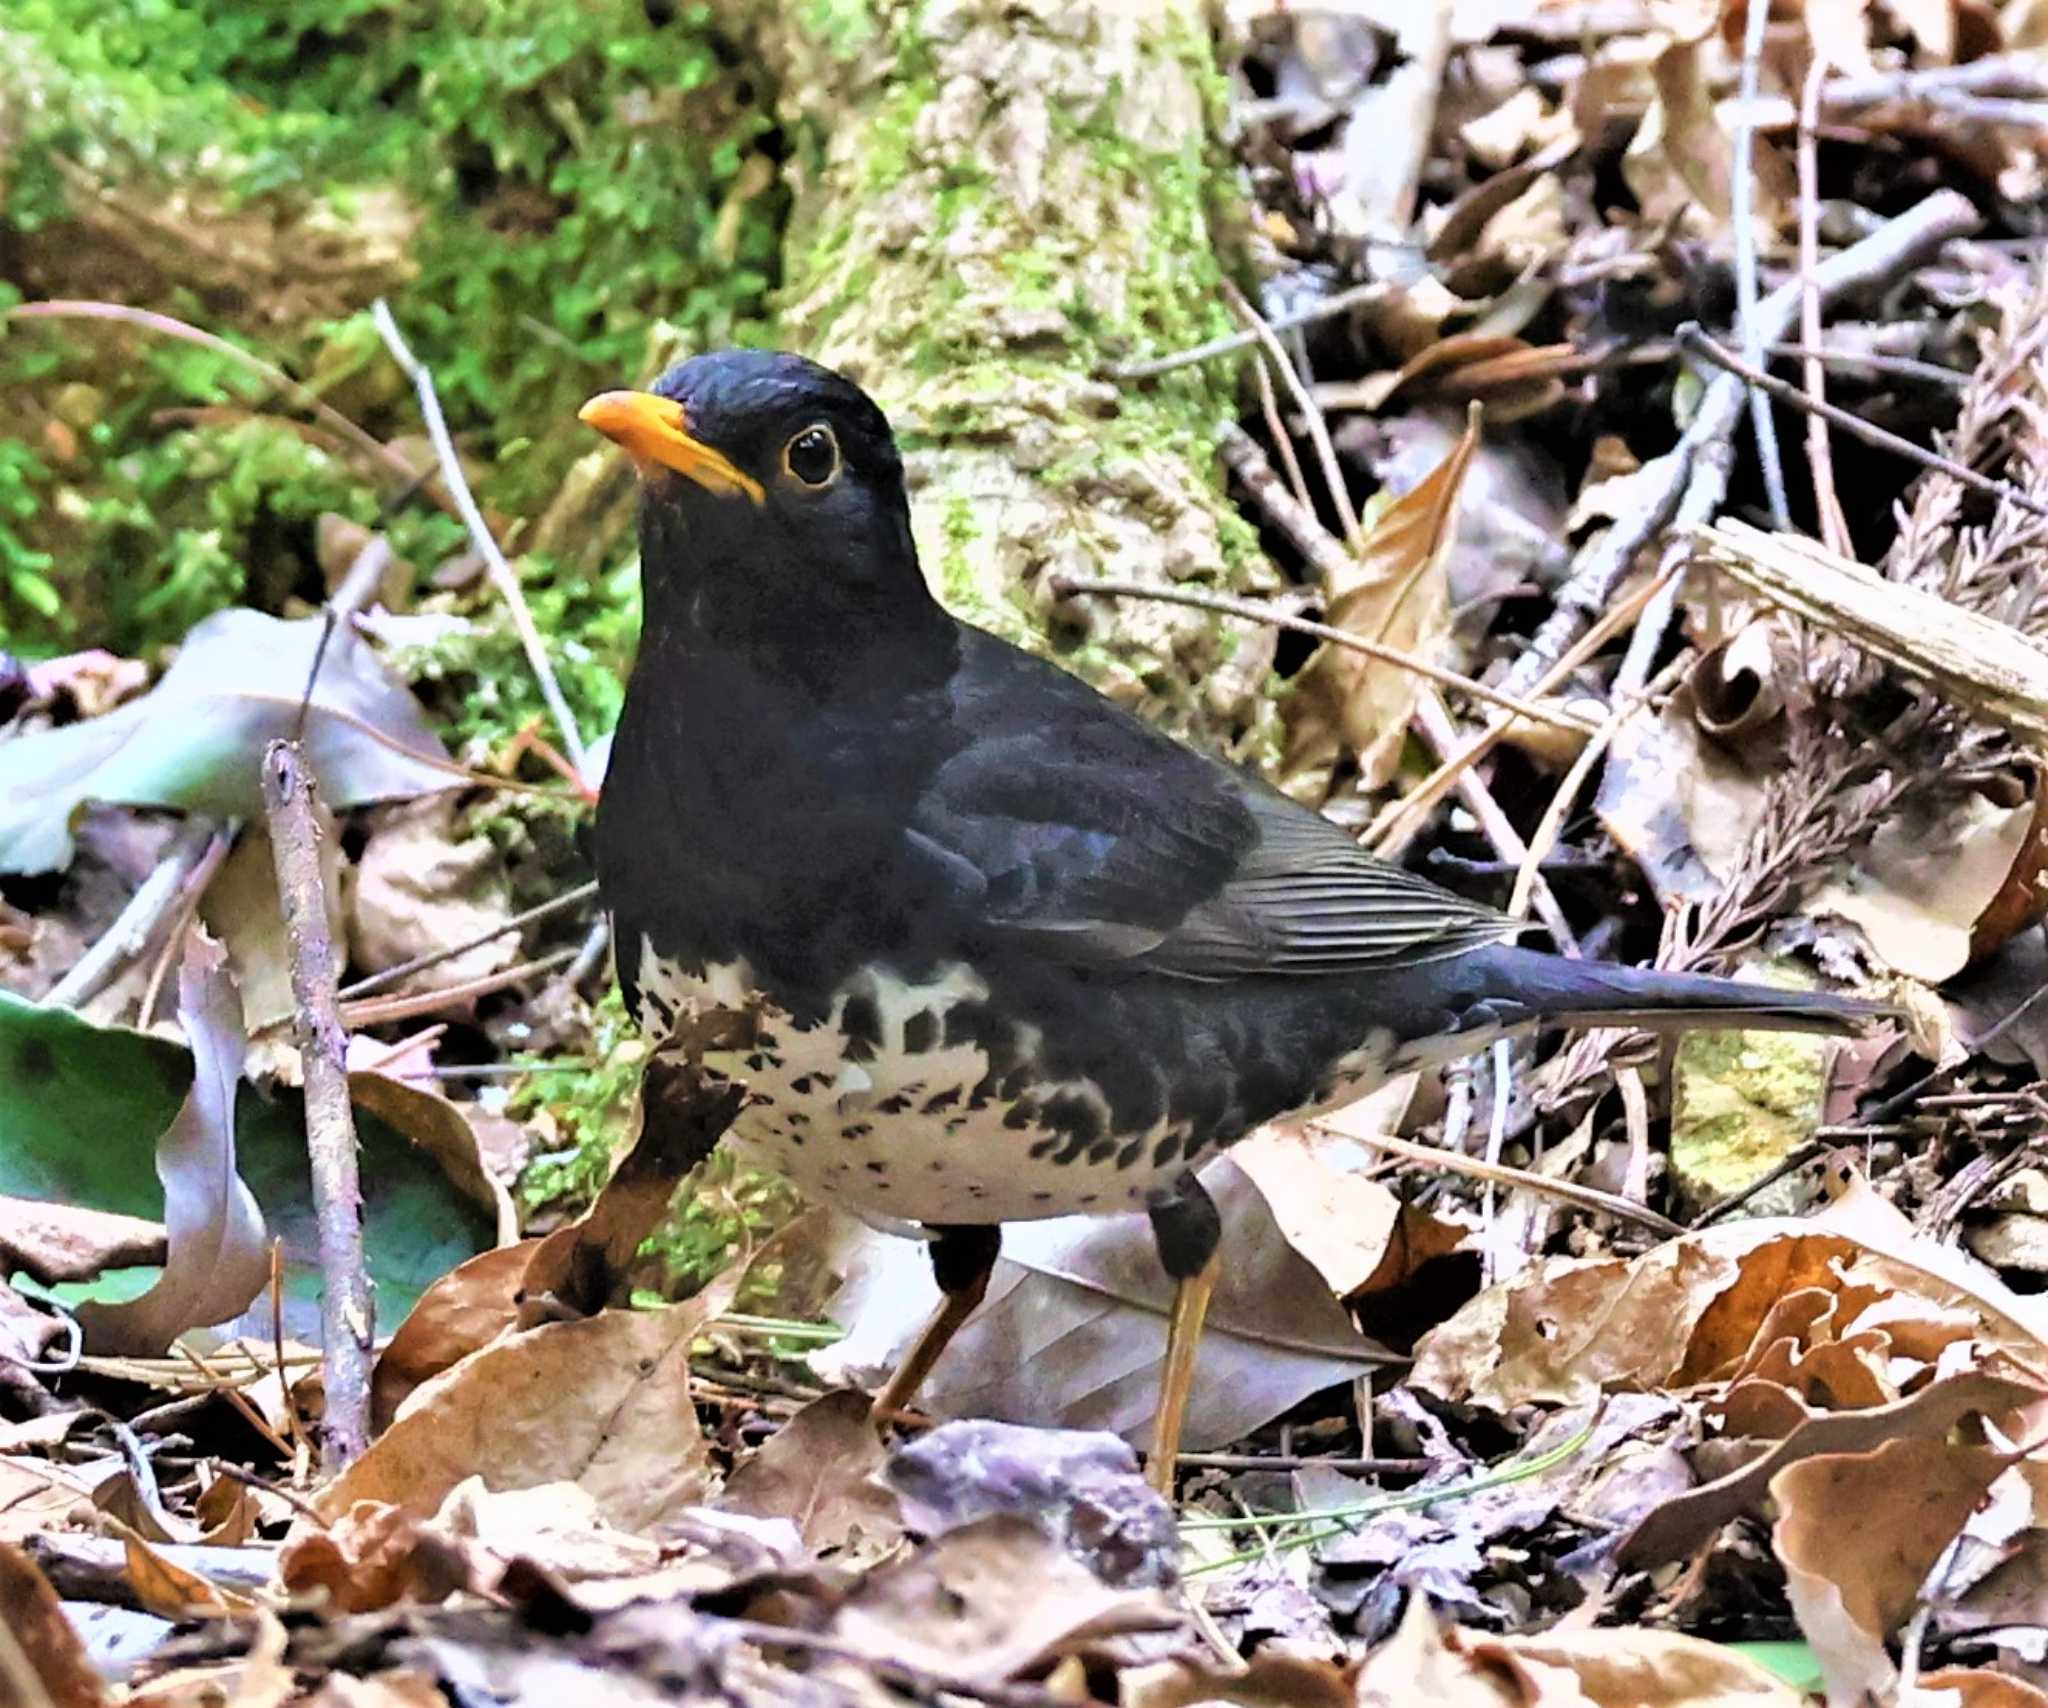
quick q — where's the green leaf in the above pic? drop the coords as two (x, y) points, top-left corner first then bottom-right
(0, 608), (465, 874)
(0, 987), (496, 1330)
(1723, 1642), (1825, 1692)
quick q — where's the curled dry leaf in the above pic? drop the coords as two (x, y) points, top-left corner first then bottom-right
(75, 931), (270, 1358)
(1773, 1436), (2015, 1708)
(347, 794), (518, 997)
(370, 1241), (534, 1432)
(346, 1072), (518, 1248)
(0, 1194), (164, 1287)
(1283, 407), (1478, 796)
(0, 610), (459, 876)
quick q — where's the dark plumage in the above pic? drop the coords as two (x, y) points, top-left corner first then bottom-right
(583, 350), (1886, 1479)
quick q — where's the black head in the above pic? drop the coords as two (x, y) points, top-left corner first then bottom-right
(580, 351), (936, 665)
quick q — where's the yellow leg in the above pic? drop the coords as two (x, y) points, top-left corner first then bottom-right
(872, 1269), (989, 1422)
(1147, 1254), (1219, 1497)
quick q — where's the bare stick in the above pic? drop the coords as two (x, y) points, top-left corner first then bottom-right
(1106, 280), (1383, 381)
(1225, 283), (1364, 551)
(1498, 189), (1982, 697)
(260, 741), (372, 1469)
(43, 819), (224, 1010)
(1219, 424), (1359, 587)
(371, 300), (591, 783)
(1050, 576), (1593, 735)
(1799, 59), (1854, 557)
(1761, 341), (1964, 389)
(338, 946), (578, 1027)
(336, 878), (599, 1001)
(1676, 324), (2048, 521)
(1733, 0), (1791, 528)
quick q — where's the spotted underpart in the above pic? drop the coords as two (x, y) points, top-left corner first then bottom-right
(633, 939), (1416, 1226)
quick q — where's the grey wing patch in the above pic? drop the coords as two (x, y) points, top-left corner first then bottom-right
(1137, 786), (1527, 981)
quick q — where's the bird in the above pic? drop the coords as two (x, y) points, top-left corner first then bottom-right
(580, 349), (1889, 1493)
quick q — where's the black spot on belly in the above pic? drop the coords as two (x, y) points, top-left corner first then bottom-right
(876, 1093), (914, 1115)
(1116, 1139), (1146, 1170)
(789, 1112), (809, 1126)
(903, 1010), (939, 1054)
(924, 1087), (961, 1114)
(1028, 1137), (1057, 1160)
(757, 1029), (780, 1049)
(865, 1160), (887, 1175)
(1001, 1104), (1035, 1130)
(1031, 1191), (1053, 1203)
(745, 1052), (774, 1071)
(843, 1123), (872, 1141)
(1086, 1138), (1116, 1165)
(645, 992), (675, 1028)
(841, 993), (882, 1063)
(791, 1074), (819, 1095)
(928, 1160), (944, 1172)
(1152, 1132), (1184, 1168)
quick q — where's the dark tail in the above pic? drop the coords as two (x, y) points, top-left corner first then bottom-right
(1463, 945), (1894, 1037)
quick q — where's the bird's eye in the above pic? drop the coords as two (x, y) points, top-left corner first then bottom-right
(782, 424), (840, 488)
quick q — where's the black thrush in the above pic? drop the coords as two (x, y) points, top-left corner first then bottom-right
(581, 350), (1887, 1491)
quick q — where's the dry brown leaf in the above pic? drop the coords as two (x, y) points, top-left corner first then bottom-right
(314, 1275), (736, 1530)
(74, 931), (270, 1357)
(718, 1390), (903, 1554)
(1775, 1438), (2014, 1706)
(1921, 1669), (2048, 1708)
(347, 795), (516, 997)
(370, 1241), (535, 1431)
(295, 1672), (450, 1708)
(1283, 408), (1478, 793)
(1231, 1125), (1403, 1300)
(0, 1196), (164, 1287)
(280, 1498), (484, 1613)
(0, 1540), (106, 1708)
(114, 1518), (258, 1618)
(199, 819), (343, 1033)
(1617, 1365), (2045, 1570)
(1477, 1625), (1807, 1706)
(822, 1514), (1180, 1685)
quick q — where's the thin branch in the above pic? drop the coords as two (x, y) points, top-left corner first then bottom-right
(43, 819), (226, 1010)
(339, 947), (578, 1027)
(1218, 424), (1359, 586)
(1761, 341), (1965, 390)
(261, 741), (372, 1470)
(371, 300), (592, 783)
(1225, 283), (1364, 552)
(336, 879), (600, 1001)
(1799, 58), (1853, 557)
(1676, 324), (2048, 521)
(1497, 189), (1982, 697)
(1105, 280), (1383, 381)
(1733, 0), (1792, 529)
(1313, 1115), (1683, 1236)
(1049, 577), (1593, 736)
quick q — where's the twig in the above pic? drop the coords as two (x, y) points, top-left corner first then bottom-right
(1218, 424), (1358, 586)
(136, 828), (236, 1027)
(1799, 59), (1853, 557)
(260, 741), (372, 1470)
(338, 947), (577, 1027)
(1481, 1038), (1514, 1282)
(6, 300), (458, 521)
(1733, 0), (1791, 529)
(1497, 189), (1982, 698)
(1249, 343), (1316, 520)
(1308, 1119), (1684, 1237)
(1761, 341), (1965, 389)
(1411, 688), (1579, 953)
(1175, 1451), (1438, 1474)
(1049, 577), (1593, 736)
(1677, 325), (2048, 522)
(1224, 283), (1364, 552)
(1371, 557), (1682, 854)
(336, 878), (599, 1001)
(371, 300), (591, 783)
(43, 819), (224, 1010)
(1106, 280), (1383, 381)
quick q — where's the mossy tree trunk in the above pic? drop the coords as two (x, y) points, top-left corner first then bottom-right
(757, 1), (1278, 756)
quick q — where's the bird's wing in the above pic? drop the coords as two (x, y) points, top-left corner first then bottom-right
(908, 716), (1523, 983)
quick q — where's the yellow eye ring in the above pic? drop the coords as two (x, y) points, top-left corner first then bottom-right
(782, 423), (841, 488)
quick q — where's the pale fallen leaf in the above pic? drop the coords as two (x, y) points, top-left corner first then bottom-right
(1775, 1438), (2013, 1708)
(347, 794), (517, 996)
(75, 932), (270, 1357)
(813, 1158), (1391, 1451)
(822, 1514), (1181, 1685)
(1283, 409), (1478, 794)
(718, 1390), (902, 1554)
(1231, 1124), (1403, 1300)
(199, 820), (344, 1033)
(279, 1498), (485, 1613)
(0, 610), (460, 875)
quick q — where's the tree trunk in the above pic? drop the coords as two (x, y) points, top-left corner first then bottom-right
(758, 2), (1279, 756)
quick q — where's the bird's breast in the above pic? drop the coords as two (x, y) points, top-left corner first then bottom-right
(630, 939), (1236, 1225)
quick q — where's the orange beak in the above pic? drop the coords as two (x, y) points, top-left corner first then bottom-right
(577, 391), (765, 504)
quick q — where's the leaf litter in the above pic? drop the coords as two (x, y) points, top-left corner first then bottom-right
(11, 2), (2048, 1704)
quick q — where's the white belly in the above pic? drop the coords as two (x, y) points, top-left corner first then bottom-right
(633, 945), (1201, 1224)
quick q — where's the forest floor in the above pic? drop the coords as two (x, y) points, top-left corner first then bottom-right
(7, 3), (2048, 1705)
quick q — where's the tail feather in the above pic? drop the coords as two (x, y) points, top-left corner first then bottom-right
(1466, 945), (1893, 1037)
